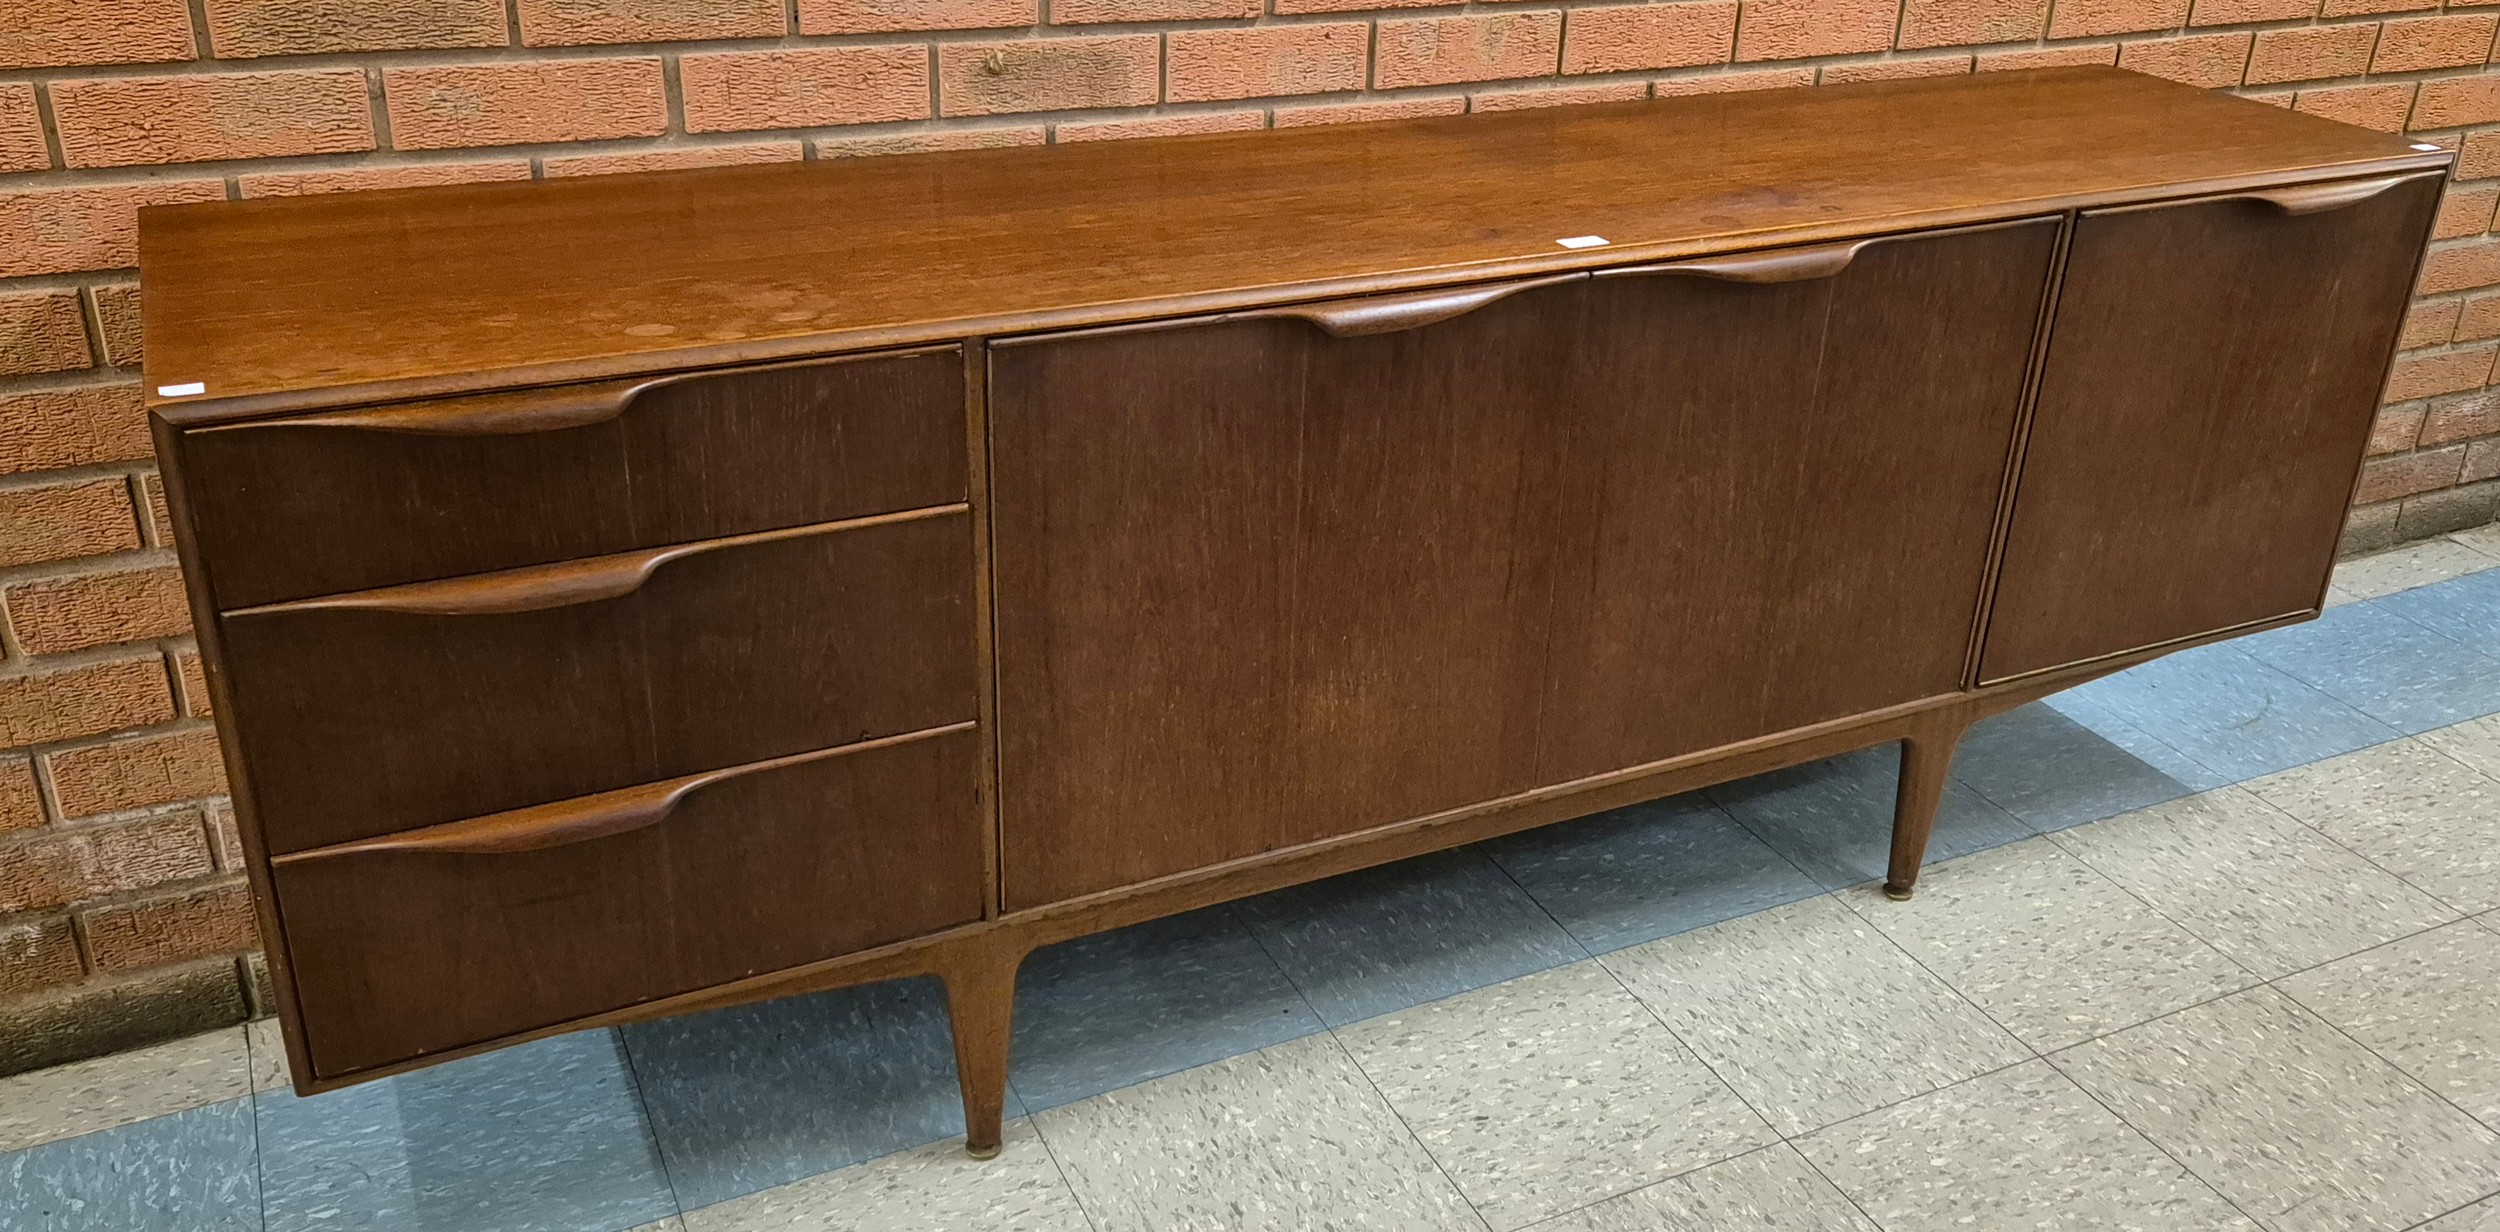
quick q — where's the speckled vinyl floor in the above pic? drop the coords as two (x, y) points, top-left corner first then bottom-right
(7, 524), (2500, 1232)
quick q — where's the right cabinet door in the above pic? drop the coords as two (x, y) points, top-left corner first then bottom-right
(1981, 174), (2440, 682)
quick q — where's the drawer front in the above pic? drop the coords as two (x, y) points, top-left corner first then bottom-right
(223, 509), (976, 854)
(179, 348), (967, 610)
(275, 726), (983, 1078)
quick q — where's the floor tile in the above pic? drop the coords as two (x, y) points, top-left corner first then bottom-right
(2422, 1194), (2500, 1232)
(2047, 641), (2400, 785)
(257, 1029), (676, 1232)
(2452, 522), (2500, 561)
(1336, 961), (1775, 1230)
(628, 1222), (687, 1232)
(1600, 895), (2030, 1136)
(1948, 702), (2195, 833)
(2246, 739), (2500, 913)
(2050, 787), (2457, 978)
(1797, 1061), (2253, 1232)
(0, 1027), (248, 1154)
(244, 1018), (289, 1094)
(1035, 1032), (1486, 1232)
(2235, 602), (2500, 735)
(2052, 987), (2500, 1232)
(0, 1099), (259, 1232)
(1706, 747), (2033, 891)
(1841, 837), (2254, 1051)
(1236, 847), (1586, 1026)
(1484, 795), (1824, 954)
(2279, 921), (2500, 1129)
(1528, 1145), (1877, 1232)
(623, 977), (997, 1210)
(1010, 904), (1323, 1112)
(2379, 568), (2500, 649)
(2330, 538), (2500, 603)
(679, 1120), (1089, 1232)
(2421, 713), (2500, 781)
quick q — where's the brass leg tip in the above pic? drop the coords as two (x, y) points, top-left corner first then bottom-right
(1881, 882), (1914, 901)
(965, 1141), (1001, 1160)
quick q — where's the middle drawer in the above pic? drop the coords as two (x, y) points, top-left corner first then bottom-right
(221, 507), (976, 855)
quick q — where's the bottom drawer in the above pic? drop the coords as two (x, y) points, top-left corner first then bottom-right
(273, 725), (983, 1079)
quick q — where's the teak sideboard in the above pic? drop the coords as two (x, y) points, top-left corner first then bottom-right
(139, 67), (2444, 1157)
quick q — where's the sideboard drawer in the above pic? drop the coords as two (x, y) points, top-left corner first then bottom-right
(222, 509), (976, 854)
(178, 347), (967, 609)
(274, 725), (984, 1078)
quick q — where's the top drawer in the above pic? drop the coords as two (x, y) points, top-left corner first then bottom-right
(174, 347), (967, 610)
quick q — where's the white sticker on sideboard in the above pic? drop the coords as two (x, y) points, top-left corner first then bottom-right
(157, 382), (207, 398)
(2414, 143), (2444, 151)
(1556, 235), (1610, 249)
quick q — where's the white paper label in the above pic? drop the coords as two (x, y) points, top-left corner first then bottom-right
(157, 382), (206, 398)
(1556, 235), (1611, 249)
(2413, 143), (2444, 152)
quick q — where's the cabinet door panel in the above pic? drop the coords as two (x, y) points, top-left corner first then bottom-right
(1981, 176), (2440, 681)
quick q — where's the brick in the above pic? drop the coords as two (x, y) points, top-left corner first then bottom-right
(2464, 131), (2500, 180)
(88, 284), (141, 368)
(2244, 24), (2377, 86)
(1651, 65), (1815, 94)
(0, 1), (195, 70)
(0, 656), (176, 747)
(1168, 24), (1371, 102)
(238, 160), (535, 198)
(2356, 444), (2469, 502)
(0, 479), (141, 569)
(2412, 77), (2500, 131)
(1562, 3), (1737, 76)
(0, 812), (212, 913)
(545, 141), (806, 176)
(2424, 391), (2500, 445)
(1376, 13), (1564, 89)
(937, 36), (1161, 116)
(4, 563), (193, 655)
(2189, 0), (2316, 22)
(1898, 0), (2044, 49)
(1976, 44), (2119, 72)
(0, 291), (91, 377)
(174, 649), (212, 717)
(814, 125), (1046, 157)
(2369, 403), (2426, 455)
(44, 730), (227, 820)
(242, 952), (274, 1016)
(2118, 32), (2250, 89)
(1471, 80), (1650, 111)
(2467, 443), (2500, 486)
(2371, 14), (2498, 73)
(384, 59), (667, 150)
(2439, 183), (2500, 240)
(0, 960), (245, 1079)
(2298, 82), (2415, 133)
(0, 916), (82, 996)
(1056, 111), (1269, 141)
(1274, 97), (1470, 127)
(2397, 476), (2500, 537)
(680, 46), (930, 133)
(1734, 0), (1895, 60)
(517, 0), (784, 45)
(206, 800), (242, 868)
(204, 0), (506, 56)
(1821, 55), (1971, 83)
(2240, 89), (2294, 108)
(1, 755), (37, 832)
(800, 0), (1037, 33)
(2320, 0), (2430, 13)
(2384, 343), (2499, 401)
(2047, 0), (2189, 37)
(0, 82), (45, 173)
(2421, 239), (2500, 295)
(141, 475), (173, 546)
(0, 181), (226, 279)
(0, 383), (151, 476)
(50, 70), (373, 170)
(2340, 500), (2402, 556)
(83, 880), (258, 973)
(2403, 298), (2462, 349)
(2458, 292), (2500, 341)
(1053, 0), (1258, 21)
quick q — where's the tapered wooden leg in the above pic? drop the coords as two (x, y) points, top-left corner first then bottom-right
(941, 939), (1024, 1160)
(1883, 719), (1966, 901)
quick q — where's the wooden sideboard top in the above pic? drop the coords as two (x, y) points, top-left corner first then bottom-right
(140, 66), (2440, 422)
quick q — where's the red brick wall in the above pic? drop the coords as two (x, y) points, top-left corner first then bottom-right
(3, 0), (2499, 1070)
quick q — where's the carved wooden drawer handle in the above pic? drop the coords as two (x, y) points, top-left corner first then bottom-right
(227, 504), (967, 619)
(273, 723), (977, 863)
(1246, 273), (1587, 337)
(1601, 238), (1870, 284)
(2228, 173), (2431, 216)
(272, 377), (669, 436)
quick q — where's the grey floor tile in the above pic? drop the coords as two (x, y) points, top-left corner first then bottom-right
(2421, 713), (2500, 781)
(0, 1099), (259, 1232)
(2330, 539), (2500, 604)
(628, 1222), (687, 1232)
(1336, 961), (1775, 1230)
(1841, 837), (2255, 1051)
(2279, 921), (2500, 1129)
(679, 1120), (1088, 1232)
(1707, 747), (2033, 891)
(2052, 987), (2500, 1232)
(1484, 795), (1824, 954)
(1798, 1061), (2253, 1232)
(2422, 1195), (2500, 1232)
(244, 1018), (289, 1095)
(2453, 522), (2500, 561)
(1949, 702), (2196, 833)
(1036, 1032), (1486, 1232)
(623, 978), (998, 1210)
(2235, 602), (2500, 735)
(1601, 895), (2030, 1136)
(258, 1029), (675, 1232)
(2378, 568), (2500, 649)
(2247, 739), (2500, 913)
(2050, 787), (2457, 978)
(1236, 847), (1587, 1026)
(2046, 642), (2401, 785)
(1011, 904), (1323, 1112)
(0, 1027), (248, 1154)
(1528, 1145), (1877, 1232)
